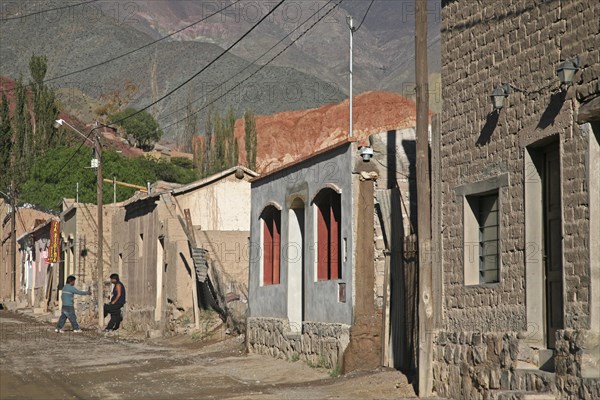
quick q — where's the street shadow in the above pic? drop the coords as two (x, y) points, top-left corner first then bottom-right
(537, 90), (567, 130)
(476, 111), (500, 146)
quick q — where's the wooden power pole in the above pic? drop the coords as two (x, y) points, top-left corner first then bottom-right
(96, 133), (104, 329)
(416, 0), (433, 396)
(10, 182), (16, 302)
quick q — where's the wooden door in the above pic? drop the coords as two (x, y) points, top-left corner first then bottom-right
(543, 145), (563, 348)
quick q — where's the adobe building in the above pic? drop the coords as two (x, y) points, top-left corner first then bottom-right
(0, 200), (56, 305)
(110, 166), (257, 334)
(16, 217), (59, 310)
(60, 200), (119, 323)
(434, 1), (599, 399)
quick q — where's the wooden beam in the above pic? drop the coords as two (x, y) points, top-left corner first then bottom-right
(182, 209), (201, 329)
(102, 178), (147, 192)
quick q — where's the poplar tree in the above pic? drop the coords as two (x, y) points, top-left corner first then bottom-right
(244, 110), (257, 171)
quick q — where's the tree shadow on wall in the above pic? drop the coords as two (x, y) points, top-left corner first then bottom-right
(536, 90), (567, 130)
(476, 111), (500, 146)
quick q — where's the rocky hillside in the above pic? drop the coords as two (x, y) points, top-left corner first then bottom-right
(0, 0), (346, 141)
(132, 0), (441, 97)
(232, 91), (417, 173)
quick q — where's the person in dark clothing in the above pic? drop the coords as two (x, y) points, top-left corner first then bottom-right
(103, 273), (126, 333)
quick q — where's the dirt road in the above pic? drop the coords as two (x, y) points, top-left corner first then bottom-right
(0, 310), (418, 400)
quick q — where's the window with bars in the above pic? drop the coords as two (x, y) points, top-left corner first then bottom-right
(464, 191), (500, 285)
(477, 194), (499, 284)
(261, 206), (281, 285)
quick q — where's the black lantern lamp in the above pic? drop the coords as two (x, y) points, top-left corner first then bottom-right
(556, 56), (580, 86)
(491, 84), (511, 111)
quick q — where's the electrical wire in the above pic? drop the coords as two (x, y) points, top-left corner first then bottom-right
(42, 0), (243, 84)
(1, 0), (243, 89)
(111, 0), (287, 127)
(354, 0), (375, 32)
(44, 0), (287, 181)
(157, 0), (336, 123)
(162, 0), (344, 134)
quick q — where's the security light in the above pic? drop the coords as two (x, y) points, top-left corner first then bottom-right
(360, 146), (373, 162)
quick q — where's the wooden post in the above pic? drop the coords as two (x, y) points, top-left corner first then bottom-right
(96, 133), (104, 329)
(183, 209), (201, 330)
(416, 0), (433, 396)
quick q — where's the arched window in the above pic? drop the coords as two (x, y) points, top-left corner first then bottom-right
(314, 189), (341, 280)
(261, 206), (281, 285)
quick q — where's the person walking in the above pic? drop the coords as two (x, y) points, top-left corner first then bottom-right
(103, 273), (126, 333)
(55, 275), (91, 333)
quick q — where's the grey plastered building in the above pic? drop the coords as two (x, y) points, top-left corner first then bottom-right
(246, 133), (419, 372)
(435, 1), (599, 399)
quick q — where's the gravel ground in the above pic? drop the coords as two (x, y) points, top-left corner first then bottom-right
(0, 310), (419, 400)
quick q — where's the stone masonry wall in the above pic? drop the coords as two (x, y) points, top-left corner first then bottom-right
(246, 317), (350, 370)
(439, 0), (599, 398)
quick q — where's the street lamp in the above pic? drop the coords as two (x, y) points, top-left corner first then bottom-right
(54, 118), (116, 329)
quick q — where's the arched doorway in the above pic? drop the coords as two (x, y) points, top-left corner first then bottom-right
(287, 198), (305, 333)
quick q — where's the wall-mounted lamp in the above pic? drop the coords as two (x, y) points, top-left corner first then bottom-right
(490, 84), (511, 110)
(359, 146), (373, 162)
(556, 56), (579, 86)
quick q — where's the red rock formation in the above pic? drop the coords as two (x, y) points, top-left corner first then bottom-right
(232, 91), (417, 173)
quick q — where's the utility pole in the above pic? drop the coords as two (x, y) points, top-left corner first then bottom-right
(55, 118), (112, 330)
(10, 182), (16, 302)
(415, 0), (433, 397)
(95, 131), (104, 329)
(347, 16), (355, 137)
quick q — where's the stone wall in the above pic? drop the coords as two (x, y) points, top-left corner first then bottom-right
(246, 317), (350, 369)
(438, 0), (599, 398)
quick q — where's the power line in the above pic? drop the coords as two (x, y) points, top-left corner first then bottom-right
(42, 0), (287, 183)
(111, 0), (287, 127)
(162, 0), (344, 134)
(157, 0), (336, 124)
(43, 0), (243, 84)
(1, 0), (243, 89)
(354, 0), (375, 32)
(0, 0), (99, 22)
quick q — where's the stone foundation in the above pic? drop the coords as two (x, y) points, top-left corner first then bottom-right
(433, 330), (600, 399)
(555, 329), (600, 399)
(246, 317), (350, 369)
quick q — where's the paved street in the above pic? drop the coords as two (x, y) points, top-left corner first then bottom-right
(0, 310), (418, 400)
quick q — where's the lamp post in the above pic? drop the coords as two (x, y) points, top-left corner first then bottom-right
(54, 118), (116, 329)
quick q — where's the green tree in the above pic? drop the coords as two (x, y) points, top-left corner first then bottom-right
(110, 108), (163, 150)
(20, 146), (197, 210)
(29, 54), (59, 154)
(13, 77), (33, 181)
(0, 92), (12, 189)
(244, 110), (257, 171)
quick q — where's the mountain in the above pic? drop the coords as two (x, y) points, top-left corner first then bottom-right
(0, 0), (440, 144)
(131, 0), (441, 102)
(0, 0), (346, 141)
